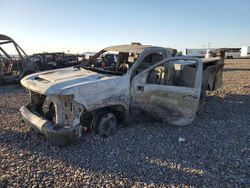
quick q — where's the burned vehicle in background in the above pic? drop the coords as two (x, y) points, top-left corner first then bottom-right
(0, 34), (83, 85)
(30, 52), (82, 71)
(20, 43), (224, 145)
(0, 34), (38, 85)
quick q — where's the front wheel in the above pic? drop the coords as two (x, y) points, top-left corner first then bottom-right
(91, 110), (118, 138)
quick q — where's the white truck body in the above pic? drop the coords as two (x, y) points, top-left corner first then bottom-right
(225, 51), (241, 59)
(241, 46), (250, 57)
(186, 49), (215, 58)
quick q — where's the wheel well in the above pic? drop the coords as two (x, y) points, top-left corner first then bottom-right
(106, 105), (127, 125)
(80, 111), (93, 130)
(80, 105), (128, 130)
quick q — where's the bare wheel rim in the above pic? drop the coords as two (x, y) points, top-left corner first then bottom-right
(99, 113), (117, 137)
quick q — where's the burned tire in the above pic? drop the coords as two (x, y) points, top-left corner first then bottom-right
(91, 110), (117, 138)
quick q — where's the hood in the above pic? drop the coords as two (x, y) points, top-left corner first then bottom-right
(21, 67), (118, 95)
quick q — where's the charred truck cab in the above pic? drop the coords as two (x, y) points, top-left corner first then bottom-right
(20, 44), (224, 145)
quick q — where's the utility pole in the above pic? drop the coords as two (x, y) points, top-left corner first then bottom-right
(208, 42), (211, 49)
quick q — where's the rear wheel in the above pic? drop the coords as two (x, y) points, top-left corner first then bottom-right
(91, 110), (117, 138)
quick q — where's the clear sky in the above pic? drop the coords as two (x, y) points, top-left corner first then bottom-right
(1, 0), (250, 54)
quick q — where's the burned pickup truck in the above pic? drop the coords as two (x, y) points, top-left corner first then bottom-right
(0, 34), (38, 85)
(20, 44), (224, 145)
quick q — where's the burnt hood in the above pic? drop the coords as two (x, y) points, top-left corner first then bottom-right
(21, 67), (117, 95)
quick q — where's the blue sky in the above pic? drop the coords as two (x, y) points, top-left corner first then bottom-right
(1, 0), (250, 54)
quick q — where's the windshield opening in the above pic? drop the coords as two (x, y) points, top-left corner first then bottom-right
(82, 50), (140, 75)
(0, 40), (27, 61)
(0, 38), (29, 76)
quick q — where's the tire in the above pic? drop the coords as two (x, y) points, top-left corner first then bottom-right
(91, 109), (118, 138)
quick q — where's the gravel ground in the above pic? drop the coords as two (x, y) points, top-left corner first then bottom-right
(0, 59), (249, 187)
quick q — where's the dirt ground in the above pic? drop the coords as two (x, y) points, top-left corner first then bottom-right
(0, 59), (249, 187)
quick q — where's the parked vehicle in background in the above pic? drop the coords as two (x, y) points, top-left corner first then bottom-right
(64, 54), (82, 66)
(205, 49), (217, 58)
(0, 34), (39, 85)
(241, 46), (250, 57)
(168, 48), (178, 57)
(83, 52), (96, 59)
(186, 48), (215, 58)
(206, 48), (243, 59)
(224, 48), (241, 59)
(30, 52), (81, 71)
(20, 43), (224, 145)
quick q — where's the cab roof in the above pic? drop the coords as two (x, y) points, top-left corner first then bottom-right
(0, 34), (13, 41)
(104, 44), (166, 54)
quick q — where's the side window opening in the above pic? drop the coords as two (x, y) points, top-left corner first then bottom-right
(178, 63), (197, 87)
(116, 52), (139, 73)
(146, 60), (198, 88)
(93, 51), (139, 73)
(135, 53), (164, 75)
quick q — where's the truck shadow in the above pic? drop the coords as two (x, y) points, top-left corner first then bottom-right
(1, 93), (249, 186)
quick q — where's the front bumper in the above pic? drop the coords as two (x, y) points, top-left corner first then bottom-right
(20, 104), (82, 146)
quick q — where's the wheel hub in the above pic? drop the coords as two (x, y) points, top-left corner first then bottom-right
(99, 113), (117, 137)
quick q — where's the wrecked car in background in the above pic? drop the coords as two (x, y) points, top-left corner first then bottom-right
(30, 52), (82, 71)
(0, 34), (38, 85)
(0, 34), (83, 85)
(20, 43), (224, 145)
